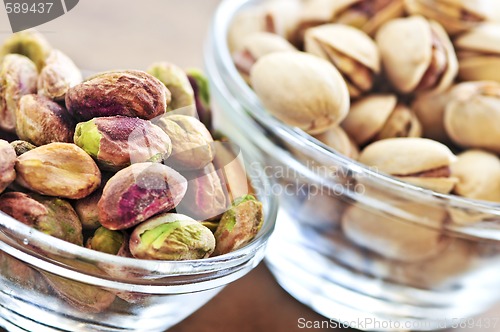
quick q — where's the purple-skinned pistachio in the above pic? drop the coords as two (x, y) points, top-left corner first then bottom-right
(129, 213), (215, 260)
(65, 70), (170, 122)
(0, 192), (83, 245)
(213, 195), (264, 256)
(74, 116), (172, 171)
(98, 162), (187, 230)
(16, 94), (76, 146)
(186, 69), (213, 131)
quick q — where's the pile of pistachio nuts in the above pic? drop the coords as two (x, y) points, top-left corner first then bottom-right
(0, 30), (264, 261)
(231, 0), (500, 203)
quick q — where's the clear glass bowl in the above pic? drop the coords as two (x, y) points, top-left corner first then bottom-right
(206, 0), (500, 330)
(0, 147), (277, 332)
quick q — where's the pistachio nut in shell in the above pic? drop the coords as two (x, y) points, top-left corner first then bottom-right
(233, 32), (296, 81)
(314, 126), (359, 159)
(404, 0), (490, 35)
(342, 94), (421, 146)
(444, 81), (500, 153)
(0, 192), (83, 245)
(10, 140), (35, 156)
(341, 203), (449, 262)
(376, 16), (458, 94)
(87, 227), (125, 255)
(98, 162), (187, 230)
(250, 52), (350, 134)
(359, 138), (458, 194)
(147, 62), (195, 112)
(0, 54), (38, 132)
(213, 195), (264, 256)
(37, 50), (82, 101)
(0, 139), (16, 194)
(451, 150), (500, 202)
(154, 114), (213, 170)
(0, 30), (52, 70)
(15, 143), (101, 199)
(74, 189), (102, 231)
(332, 0), (406, 36)
(129, 213), (215, 260)
(74, 116), (172, 171)
(0, 251), (49, 293)
(186, 68), (212, 130)
(66, 70), (170, 122)
(454, 23), (500, 83)
(305, 24), (380, 98)
(42, 271), (115, 313)
(175, 163), (229, 221)
(16, 94), (76, 146)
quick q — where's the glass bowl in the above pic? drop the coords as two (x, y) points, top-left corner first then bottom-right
(206, 0), (500, 330)
(0, 145), (277, 332)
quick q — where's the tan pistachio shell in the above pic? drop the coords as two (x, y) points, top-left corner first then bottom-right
(412, 88), (453, 142)
(376, 16), (457, 94)
(342, 94), (397, 145)
(359, 137), (456, 175)
(404, 0), (490, 35)
(305, 24), (380, 97)
(444, 81), (500, 153)
(455, 23), (500, 54)
(341, 203), (449, 262)
(250, 52), (350, 134)
(314, 126), (359, 159)
(37, 50), (82, 101)
(451, 150), (500, 202)
(457, 57), (500, 83)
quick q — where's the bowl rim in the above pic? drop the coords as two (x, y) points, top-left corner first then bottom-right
(207, 0), (500, 240)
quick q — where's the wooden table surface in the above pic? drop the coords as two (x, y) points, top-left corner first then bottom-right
(1, 1), (500, 331)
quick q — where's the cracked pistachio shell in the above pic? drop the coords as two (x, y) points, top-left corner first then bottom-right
(250, 52), (350, 134)
(451, 150), (500, 202)
(42, 271), (116, 313)
(444, 81), (500, 153)
(0, 192), (83, 245)
(10, 140), (36, 156)
(74, 116), (172, 171)
(98, 162), (187, 230)
(332, 0), (406, 36)
(15, 143), (101, 199)
(305, 24), (380, 98)
(376, 16), (458, 94)
(213, 195), (264, 256)
(342, 94), (419, 146)
(454, 23), (500, 83)
(147, 62), (195, 112)
(341, 203), (449, 262)
(66, 70), (170, 122)
(175, 163), (229, 221)
(74, 189), (102, 231)
(314, 126), (359, 159)
(130, 213), (215, 260)
(37, 50), (82, 101)
(404, 0), (491, 35)
(154, 114), (213, 170)
(233, 32), (296, 81)
(16, 94), (76, 146)
(0, 54), (38, 132)
(87, 227), (125, 255)
(359, 138), (457, 193)
(0, 139), (16, 194)
(0, 30), (52, 70)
